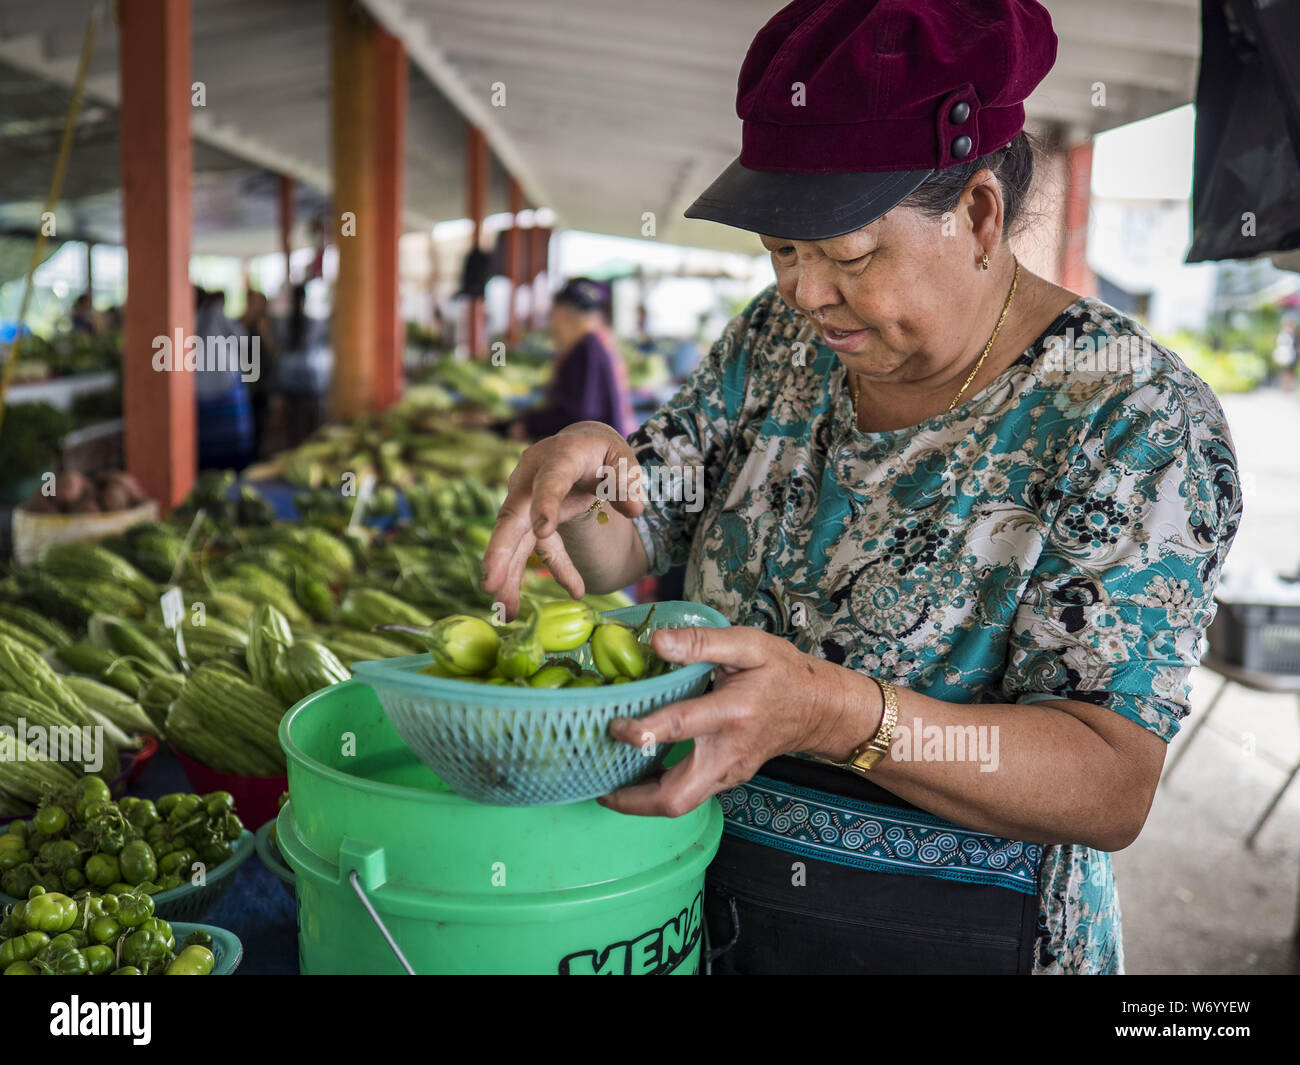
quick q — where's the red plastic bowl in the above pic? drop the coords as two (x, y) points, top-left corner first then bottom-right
(170, 745), (287, 828)
(124, 733), (159, 785)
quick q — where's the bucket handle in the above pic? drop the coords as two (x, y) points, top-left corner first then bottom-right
(348, 869), (416, 975)
(704, 893), (740, 975)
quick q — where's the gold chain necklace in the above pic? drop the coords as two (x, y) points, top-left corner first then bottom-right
(850, 257), (1021, 424)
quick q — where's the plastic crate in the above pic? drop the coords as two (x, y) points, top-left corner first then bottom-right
(1208, 599), (1300, 673)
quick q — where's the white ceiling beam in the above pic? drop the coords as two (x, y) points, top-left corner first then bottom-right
(424, 15), (746, 75)
(1049, 4), (1200, 57)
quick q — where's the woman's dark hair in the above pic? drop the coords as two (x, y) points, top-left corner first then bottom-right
(900, 130), (1040, 238)
(553, 277), (612, 321)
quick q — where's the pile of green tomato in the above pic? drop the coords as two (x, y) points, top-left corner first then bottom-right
(0, 885), (214, 975)
(0, 778), (244, 901)
(413, 600), (674, 687)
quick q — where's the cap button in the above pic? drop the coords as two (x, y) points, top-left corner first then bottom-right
(951, 135), (973, 159)
(949, 101), (970, 124)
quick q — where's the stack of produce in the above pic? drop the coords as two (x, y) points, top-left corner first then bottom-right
(0, 428), (634, 795)
(21, 469), (151, 516)
(0, 403), (72, 495)
(0, 893), (217, 976)
(0, 779), (243, 900)
(0, 782), (243, 976)
(8, 332), (120, 381)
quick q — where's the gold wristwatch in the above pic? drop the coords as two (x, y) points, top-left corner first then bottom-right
(820, 676), (899, 773)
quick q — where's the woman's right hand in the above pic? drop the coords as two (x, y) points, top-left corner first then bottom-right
(480, 421), (646, 617)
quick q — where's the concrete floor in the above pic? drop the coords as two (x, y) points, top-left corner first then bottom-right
(1111, 388), (1300, 974)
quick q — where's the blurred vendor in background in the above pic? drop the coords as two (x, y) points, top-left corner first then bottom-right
(499, 277), (635, 440)
(194, 286), (255, 471)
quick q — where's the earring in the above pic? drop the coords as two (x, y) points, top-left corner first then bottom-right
(980, 254), (990, 271)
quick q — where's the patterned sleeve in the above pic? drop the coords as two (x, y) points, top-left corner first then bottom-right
(626, 290), (767, 576)
(1000, 373), (1243, 741)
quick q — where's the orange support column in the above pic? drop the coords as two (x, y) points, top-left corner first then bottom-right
(371, 28), (406, 409)
(465, 124), (488, 359)
(505, 178), (524, 349)
(1060, 139), (1097, 298)
(118, 0), (195, 510)
(330, 0), (377, 420)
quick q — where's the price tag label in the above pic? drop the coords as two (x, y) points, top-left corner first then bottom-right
(348, 472), (378, 531)
(160, 586), (185, 630)
(160, 586), (189, 669)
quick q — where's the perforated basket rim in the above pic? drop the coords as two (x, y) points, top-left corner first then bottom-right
(171, 921), (243, 975)
(253, 818), (295, 887)
(351, 601), (730, 706)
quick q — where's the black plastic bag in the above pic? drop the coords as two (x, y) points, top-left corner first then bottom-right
(1187, 0), (1300, 263)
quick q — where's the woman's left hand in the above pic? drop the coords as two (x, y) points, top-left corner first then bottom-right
(599, 626), (877, 817)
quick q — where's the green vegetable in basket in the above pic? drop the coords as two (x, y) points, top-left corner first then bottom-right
(115, 891), (153, 928)
(166, 944), (214, 975)
(32, 804), (68, 835)
(83, 944), (116, 975)
(120, 929), (169, 971)
(73, 776), (112, 820)
(412, 614), (499, 676)
(527, 663), (578, 689)
(24, 891), (77, 933)
(531, 599), (599, 652)
(85, 854), (120, 888)
(0, 931), (48, 966)
(34, 941), (88, 975)
(591, 622), (648, 681)
(88, 916), (120, 945)
(496, 614), (545, 680)
(139, 917), (174, 950)
(116, 842), (156, 884)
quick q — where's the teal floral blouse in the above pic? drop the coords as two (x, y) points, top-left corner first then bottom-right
(628, 284), (1242, 974)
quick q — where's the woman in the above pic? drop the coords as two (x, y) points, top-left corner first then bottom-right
(274, 283), (332, 448)
(500, 277), (635, 441)
(482, 0), (1242, 974)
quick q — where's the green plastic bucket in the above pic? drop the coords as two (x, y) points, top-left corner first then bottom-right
(278, 680), (722, 975)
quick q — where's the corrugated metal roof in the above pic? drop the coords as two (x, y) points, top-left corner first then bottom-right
(0, 0), (1202, 254)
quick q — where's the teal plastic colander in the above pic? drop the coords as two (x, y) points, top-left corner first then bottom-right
(351, 601), (729, 806)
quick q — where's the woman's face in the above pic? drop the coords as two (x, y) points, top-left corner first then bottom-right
(549, 305), (591, 351)
(761, 169), (1005, 385)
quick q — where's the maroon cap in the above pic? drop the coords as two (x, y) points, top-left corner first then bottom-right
(686, 0), (1058, 240)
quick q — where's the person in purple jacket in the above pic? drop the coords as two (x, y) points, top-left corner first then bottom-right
(502, 278), (635, 441)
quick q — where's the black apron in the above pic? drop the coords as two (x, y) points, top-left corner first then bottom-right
(703, 755), (1042, 975)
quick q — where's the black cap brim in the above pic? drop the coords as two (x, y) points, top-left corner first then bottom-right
(684, 158), (934, 241)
